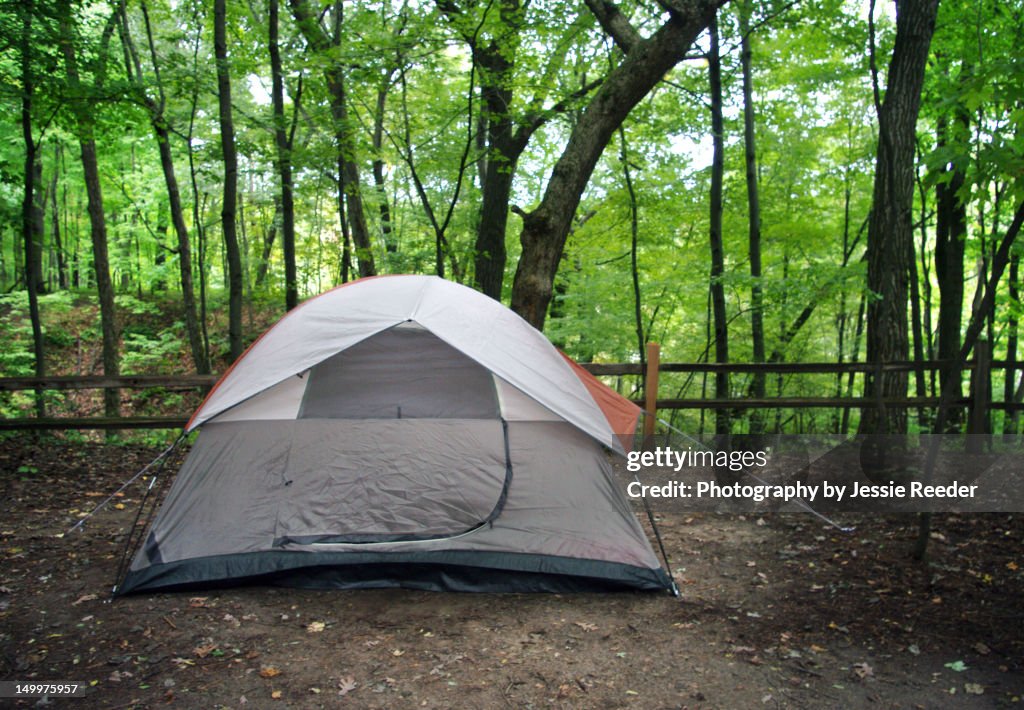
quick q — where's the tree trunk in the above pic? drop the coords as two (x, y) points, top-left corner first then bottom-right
(61, 0), (120, 417)
(860, 0), (938, 436)
(120, 0), (209, 373)
(372, 84), (395, 255)
(20, 0), (45, 419)
(1005, 252), (1020, 436)
(269, 0), (298, 310)
(934, 113), (967, 420)
(619, 128), (645, 384)
(215, 0), (243, 359)
(290, 0), (375, 279)
(472, 1), (521, 299)
(255, 204), (279, 289)
(509, 0), (720, 329)
(739, 0), (764, 435)
(30, 158), (46, 297)
(708, 14), (730, 445)
(49, 144), (68, 290)
(908, 229), (927, 426)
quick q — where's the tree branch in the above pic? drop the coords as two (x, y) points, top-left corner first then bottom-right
(583, 0), (641, 53)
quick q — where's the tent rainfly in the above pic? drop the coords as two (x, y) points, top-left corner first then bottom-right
(117, 275), (674, 594)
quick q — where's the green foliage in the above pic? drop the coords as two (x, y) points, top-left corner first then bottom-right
(0, 293), (36, 377)
(0, 0), (1019, 437)
(122, 324), (184, 372)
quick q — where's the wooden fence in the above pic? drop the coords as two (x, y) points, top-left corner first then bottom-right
(0, 345), (1020, 430)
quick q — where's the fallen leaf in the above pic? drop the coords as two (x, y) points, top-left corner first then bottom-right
(574, 622), (597, 632)
(391, 649), (404, 657)
(1007, 561), (1019, 571)
(260, 666), (281, 678)
(72, 594), (98, 606)
(188, 597), (210, 608)
(852, 662), (873, 679)
(965, 683), (984, 695)
(973, 642), (991, 656)
(306, 621), (326, 633)
(945, 660), (968, 672)
(193, 642), (217, 658)
(271, 690), (282, 700)
(338, 676), (357, 696)
(223, 614), (241, 628)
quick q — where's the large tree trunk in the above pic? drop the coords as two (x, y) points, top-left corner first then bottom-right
(215, 0), (243, 359)
(60, 0), (120, 417)
(860, 0), (938, 436)
(739, 0), (764, 435)
(509, 0), (721, 329)
(269, 0), (298, 310)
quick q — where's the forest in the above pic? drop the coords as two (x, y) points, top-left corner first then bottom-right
(2, 2), (1024, 706)
(1, 0), (1022, 436)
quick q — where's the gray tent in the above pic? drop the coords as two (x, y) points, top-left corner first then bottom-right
(118, 275), (673, 594)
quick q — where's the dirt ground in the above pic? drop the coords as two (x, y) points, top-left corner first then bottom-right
(1, 434), (1022, 709)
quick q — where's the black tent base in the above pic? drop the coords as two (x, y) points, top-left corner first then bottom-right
(116, 549), (673, 596)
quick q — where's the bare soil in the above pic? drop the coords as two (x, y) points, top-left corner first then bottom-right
(1, 434), (1022, 709)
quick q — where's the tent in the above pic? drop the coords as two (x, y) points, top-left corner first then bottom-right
(117, 275), (674, 594)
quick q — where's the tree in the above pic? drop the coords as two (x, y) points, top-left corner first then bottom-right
(18, 0), (47, 417)
(707, 12), (729, 443)
(860, 0), (939, 436)
(509, 0), (723, 330)
(59, 0), (120, 417)
(739, 0), (765, 435)
(214, 0), (243, 359)
(288, 0), (376, 279)
(118, 0), (210, 373)
(268, 0), (301, 310)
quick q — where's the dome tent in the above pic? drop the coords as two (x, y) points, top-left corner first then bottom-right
(117, 275), (673, 594)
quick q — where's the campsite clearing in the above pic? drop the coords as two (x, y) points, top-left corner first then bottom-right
(1, 435), (1022, 709)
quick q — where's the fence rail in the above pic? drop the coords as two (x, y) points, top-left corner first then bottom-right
(0, 353), (1019, 430)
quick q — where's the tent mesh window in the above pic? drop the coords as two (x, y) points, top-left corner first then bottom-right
(298, 327), (499, 420)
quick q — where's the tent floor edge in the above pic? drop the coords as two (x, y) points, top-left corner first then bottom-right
(116, 549), (673, 596)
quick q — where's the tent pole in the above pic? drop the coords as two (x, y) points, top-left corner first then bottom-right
(64, 431), (185, 537)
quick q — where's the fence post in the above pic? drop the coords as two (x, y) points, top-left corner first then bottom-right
(643, 342), (660, 442)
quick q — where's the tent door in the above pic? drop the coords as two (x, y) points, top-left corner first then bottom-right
(272, 419), (511, 546)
